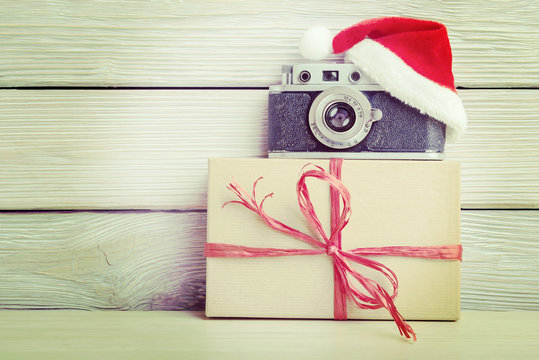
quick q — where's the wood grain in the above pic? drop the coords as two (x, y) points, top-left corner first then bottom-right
(0, 0), (537, 87)
(0, 211), (536, 311)
(0, 212), (206, 310)
(461, 211), (539, 310)
(1, 311), (538, 360)
(0, 89), (537, 210)
(445, 90), (539, 208)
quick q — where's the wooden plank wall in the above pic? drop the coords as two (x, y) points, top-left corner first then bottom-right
(0, 1), (537, 311)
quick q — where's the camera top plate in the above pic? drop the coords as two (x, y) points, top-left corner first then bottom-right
(272, 63), (384, 92)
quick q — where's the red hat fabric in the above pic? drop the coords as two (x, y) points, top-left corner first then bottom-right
(301, 17), (467, 142)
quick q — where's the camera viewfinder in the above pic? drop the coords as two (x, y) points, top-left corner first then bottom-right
(322, 71), (339, 82)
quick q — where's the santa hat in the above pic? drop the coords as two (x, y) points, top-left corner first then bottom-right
(300, 17), (467, 143)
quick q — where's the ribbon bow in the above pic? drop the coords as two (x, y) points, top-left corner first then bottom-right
(205, 158), (462, 341)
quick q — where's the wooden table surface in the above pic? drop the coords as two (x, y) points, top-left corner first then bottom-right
(1, 311), (537, 360)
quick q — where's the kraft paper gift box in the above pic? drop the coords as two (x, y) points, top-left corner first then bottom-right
(206, 159), (460, 320)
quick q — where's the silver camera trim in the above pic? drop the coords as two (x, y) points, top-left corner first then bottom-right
(272, 64), (384, 93)
(290, 63), (379, 86)
(308, 86), (375, 149)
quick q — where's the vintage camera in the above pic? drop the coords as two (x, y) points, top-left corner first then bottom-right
(268, 64), (445, 159)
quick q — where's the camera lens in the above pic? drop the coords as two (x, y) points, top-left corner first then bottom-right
(349, 71), (361, 82)
(299, 70), (311, 83)
(324, 102), (356, 132)
(308, 86), (372, 149)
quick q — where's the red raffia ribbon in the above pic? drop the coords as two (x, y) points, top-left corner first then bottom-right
(205, 158), (462, 341)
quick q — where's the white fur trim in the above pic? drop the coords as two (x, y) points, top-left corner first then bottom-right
(345, 39), (467, 143)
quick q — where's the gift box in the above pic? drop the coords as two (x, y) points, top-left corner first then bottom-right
(205, 159), (460, 325)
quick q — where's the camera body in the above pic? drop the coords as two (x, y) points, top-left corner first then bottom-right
(268, 64), (445, 159)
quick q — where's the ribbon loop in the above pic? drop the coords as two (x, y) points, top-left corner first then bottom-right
(296, 163), (351, 248)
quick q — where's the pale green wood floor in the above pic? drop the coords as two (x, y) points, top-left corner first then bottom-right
(1, 311), (537, 360)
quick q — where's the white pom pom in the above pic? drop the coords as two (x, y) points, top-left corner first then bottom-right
(300, 26), (333, 60)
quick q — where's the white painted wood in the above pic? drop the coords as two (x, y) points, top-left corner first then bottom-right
(0, 1), (537, 87)
(0, 89), (537, 210)
(446, 90), (539, 208)
(0, 212), (206, 310)
(0, 211), (536, 311)
(460, 211), (539, 311)
(1, 311), (538, 359)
